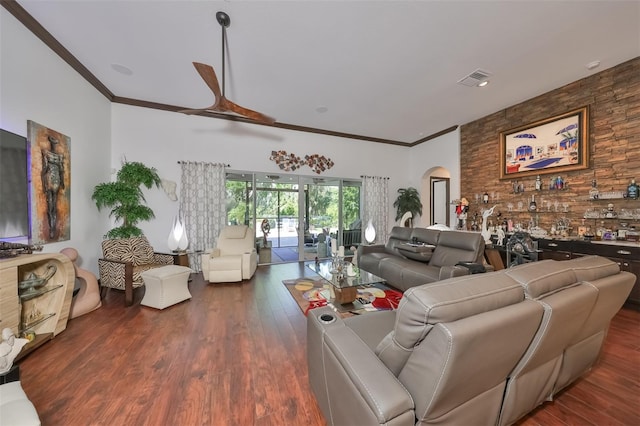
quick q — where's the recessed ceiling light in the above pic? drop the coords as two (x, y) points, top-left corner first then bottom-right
(111, 63), (133, 76)
(586, 60), (601, 70)
(478, 80), (489, 87)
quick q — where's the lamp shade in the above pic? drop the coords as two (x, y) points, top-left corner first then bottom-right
(168, 214), (189, 252)
(364, 219), (376, 244)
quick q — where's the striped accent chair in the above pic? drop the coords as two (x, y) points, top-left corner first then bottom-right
(98, 236), (174, 306)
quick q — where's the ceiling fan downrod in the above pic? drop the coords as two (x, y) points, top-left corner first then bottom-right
(216, 11), (230, 97)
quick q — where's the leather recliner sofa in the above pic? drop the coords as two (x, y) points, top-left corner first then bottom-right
(358, 226), (485, 291)
(307, 255), (635, 426)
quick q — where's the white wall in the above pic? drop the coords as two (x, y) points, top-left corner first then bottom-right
(408, 128), (461, 227)
(1, 9), (112, 272)
(110, 104), (415, 249)
(2, 7), (463, 274)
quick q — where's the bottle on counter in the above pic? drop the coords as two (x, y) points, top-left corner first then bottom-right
(529, 194), (537, 211)
(578, 219), (587, 238)
(618, 223), (629, 241)
(595, 221), (606, 241)
(627, 178), (639, 199)
(584, 226), (594, 240)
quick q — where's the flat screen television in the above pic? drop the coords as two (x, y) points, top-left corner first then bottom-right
(0, 128), (30, 240)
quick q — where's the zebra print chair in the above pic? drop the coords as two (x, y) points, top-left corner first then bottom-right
(98, 236), (174, 306)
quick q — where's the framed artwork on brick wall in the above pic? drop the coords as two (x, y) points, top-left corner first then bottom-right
(499, 106), (589, 179)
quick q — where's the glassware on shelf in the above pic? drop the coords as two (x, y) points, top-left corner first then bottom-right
(589, 179), (600, 200)
(598, 191), (625, 199)
(618, 209), (631, 219)
(584, 208), (600, 219)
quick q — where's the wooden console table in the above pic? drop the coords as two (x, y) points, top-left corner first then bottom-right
(0, 253), (75, 359)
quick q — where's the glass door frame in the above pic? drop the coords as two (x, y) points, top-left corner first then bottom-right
(226, 170), (362, 263)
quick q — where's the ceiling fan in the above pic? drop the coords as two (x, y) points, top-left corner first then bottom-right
(180, 11), (275, 124)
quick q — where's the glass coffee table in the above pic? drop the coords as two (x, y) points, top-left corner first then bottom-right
(307, 260), (386, 306)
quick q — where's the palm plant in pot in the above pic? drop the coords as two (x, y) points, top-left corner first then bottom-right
(92, 161), (162, 239)
(393, 187), (422, 226)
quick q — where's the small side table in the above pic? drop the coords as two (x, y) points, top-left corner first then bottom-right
(173, 252), (190, 267)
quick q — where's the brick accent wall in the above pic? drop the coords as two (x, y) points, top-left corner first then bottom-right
(460, 57), (640, 236)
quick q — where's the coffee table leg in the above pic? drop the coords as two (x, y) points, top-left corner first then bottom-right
(333, 287), (357, 304)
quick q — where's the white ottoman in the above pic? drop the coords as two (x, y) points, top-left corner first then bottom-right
(140, 265), (192, 309)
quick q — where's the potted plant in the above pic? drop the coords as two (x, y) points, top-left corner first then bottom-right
(393, 187), (422, 226)
(92, 161), (162, 239)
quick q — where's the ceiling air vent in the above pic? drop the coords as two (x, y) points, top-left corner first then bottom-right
(457, 68), (493, 87)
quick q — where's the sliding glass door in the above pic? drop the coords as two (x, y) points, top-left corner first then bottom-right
(226, 172), (362, 264)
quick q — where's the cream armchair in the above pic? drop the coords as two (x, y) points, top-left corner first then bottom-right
(201, 225), (257, 283)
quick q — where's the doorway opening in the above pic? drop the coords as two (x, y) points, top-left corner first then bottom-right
(225, 172), (362, 264)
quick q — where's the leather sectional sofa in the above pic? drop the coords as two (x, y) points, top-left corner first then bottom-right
(358, 226), (485, 291)
(307, 255), (636, 425)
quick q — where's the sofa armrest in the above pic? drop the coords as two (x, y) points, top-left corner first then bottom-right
(438, 265), (472, 280)
(241, 249), (258, 279)
(98, 258), (132, 290)
(307, 308), (415, 425)
(359, 244), (385, 255)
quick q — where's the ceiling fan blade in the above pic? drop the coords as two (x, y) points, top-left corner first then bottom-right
(178, 102), (219, 115)
(220, 97), (276, 125)
(178, 108), (210, 115)
(192, 62), (223, 99)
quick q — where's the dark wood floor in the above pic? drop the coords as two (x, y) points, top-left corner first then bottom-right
(17, 262), (640, 426)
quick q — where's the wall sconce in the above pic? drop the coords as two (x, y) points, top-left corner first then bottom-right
(167, 213), (189, 252)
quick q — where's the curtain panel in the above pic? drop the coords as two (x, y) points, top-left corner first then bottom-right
(179, 162), (227, 272)
(362, 176), (389, 244)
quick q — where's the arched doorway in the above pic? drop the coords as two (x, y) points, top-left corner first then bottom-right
(421, 167), (451, 227)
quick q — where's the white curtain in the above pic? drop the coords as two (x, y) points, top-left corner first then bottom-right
(179, 162), (227, 272)
(362, 176), (389, 244)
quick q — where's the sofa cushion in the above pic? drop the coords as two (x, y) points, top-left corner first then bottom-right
(101, 236), (154, 266)
(429, 231), (484, 267)
(384, 227), (413, 256)
(358, 252), (393, 276)
(410, 228), (440, 246)
(376, 272), (526, 375)
(378, 256), (439, 290)
(568, 255), (621, 281)
(401, 265), (440, 288)
(220, 225), (249, 239)
(504, 260), (578, 299)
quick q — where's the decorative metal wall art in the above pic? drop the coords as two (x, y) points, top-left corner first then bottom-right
(304, 154), (335, 174)
(269, 150), (334, 174)
(269, 150), (303, 171)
